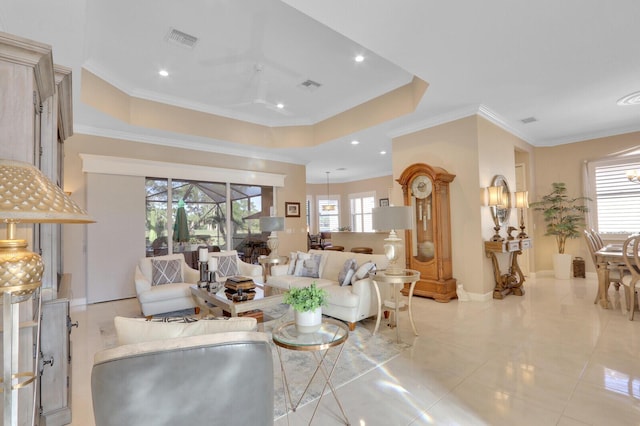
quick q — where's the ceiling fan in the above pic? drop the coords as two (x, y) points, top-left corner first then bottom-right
(230, 63), (292, 116)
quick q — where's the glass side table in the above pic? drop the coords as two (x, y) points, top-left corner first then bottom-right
(272, 318), (350, 425)
(371, 269), (421, 343)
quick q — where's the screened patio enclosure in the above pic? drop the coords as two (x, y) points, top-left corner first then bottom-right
(146, 178), (274, 260)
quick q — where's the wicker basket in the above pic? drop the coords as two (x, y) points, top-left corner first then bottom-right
(573, 257), (585, 278)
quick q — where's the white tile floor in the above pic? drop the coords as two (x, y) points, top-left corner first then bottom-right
(68, 276), (640, 426)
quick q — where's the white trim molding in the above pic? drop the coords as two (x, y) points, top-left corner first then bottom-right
(79, 154), (286, 187)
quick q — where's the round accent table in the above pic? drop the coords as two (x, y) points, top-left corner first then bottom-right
(272, 318), (350, 425)
(371, 269), (421, 343)
(257, 255), (288, 285)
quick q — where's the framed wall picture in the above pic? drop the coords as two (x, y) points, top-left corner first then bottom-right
(379, 198), (389, 207)
(285, 202), (301, 217)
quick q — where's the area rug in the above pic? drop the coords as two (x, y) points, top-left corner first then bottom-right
(97, 311), (407, 420)
(265, 316), (406, 419)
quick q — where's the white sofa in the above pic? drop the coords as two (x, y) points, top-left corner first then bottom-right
(267, 249), (389, 330)
(135, 251), (262, 316)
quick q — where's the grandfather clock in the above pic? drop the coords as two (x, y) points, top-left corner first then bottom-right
(397, 163), (457, 302)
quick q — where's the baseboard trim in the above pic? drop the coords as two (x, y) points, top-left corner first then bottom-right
(70, 297), (87, 308)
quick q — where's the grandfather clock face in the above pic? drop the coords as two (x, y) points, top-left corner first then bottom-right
(410, 175), (435, 263)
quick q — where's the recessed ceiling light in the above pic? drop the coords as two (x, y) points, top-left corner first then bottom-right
(158, 69), (169, 77)
(276, 103), (284, 109)
(380, 150), (387, 155)
(351, 140), (359, 145)
(355, 55), (364, 63)
(617, 91), (640, 106)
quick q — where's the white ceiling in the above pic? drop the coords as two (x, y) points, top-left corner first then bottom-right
(2, 0), (640, 184)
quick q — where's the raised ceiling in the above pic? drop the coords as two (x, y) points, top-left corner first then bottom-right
(2, 0), (640, 183)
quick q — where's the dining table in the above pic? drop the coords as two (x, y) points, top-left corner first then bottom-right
(594, 243), (625, 309)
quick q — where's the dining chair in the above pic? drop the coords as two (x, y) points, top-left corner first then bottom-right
(620, 236), (640, 320)
(584, 230), (622, 304)
(591, 228), (605, 249)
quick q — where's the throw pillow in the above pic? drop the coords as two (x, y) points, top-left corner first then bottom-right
(114, 316), (257, 345)
(216, 255), (239, 278)
(151, 259), (183, 286)
(299, 253), (323, 278)
(338, 258), (357, 286)
(293, 253), (310, 276)
(286, 252), (297, 275)
(351, 261), (376, 285)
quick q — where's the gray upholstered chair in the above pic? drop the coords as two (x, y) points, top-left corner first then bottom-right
(91, 331), (274, 426)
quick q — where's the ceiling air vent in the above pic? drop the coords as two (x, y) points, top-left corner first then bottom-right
(298, 79), (322, 91)
(520, 116), (537, 124)
(166, 28), (198, 49)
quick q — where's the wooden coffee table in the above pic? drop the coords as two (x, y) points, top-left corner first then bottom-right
(190, 284), (285, 320)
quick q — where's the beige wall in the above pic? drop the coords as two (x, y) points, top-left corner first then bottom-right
(531, 131), (640, 272)
(63, 133), (307, 303)
(392, 116), (533, 297)
(393, 116), (485, 294)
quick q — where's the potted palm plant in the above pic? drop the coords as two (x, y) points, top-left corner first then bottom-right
(283, 282), (328, 333)
(531, 182), (590, 279)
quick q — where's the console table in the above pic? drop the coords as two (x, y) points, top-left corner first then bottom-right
(484, 238), (532, 299)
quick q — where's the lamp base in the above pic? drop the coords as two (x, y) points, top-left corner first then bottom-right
(0, 238), (44, 302)
(267, 233), (279, 258)
(383, 230), (406, 276)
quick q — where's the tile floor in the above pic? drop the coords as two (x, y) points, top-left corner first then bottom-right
(68, 276), (640, 426)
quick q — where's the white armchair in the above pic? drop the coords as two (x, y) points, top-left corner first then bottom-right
(207, 250), (263, 284)
(134, 254), (199, 316)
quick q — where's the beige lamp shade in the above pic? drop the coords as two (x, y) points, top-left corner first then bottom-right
(0, 159), (93, 223)
(259, 216), (285, 232)
(514, 191), (529, 209)
(372, 206), (412, 231)
(486, 186), (505, 207)
(0, 159), (93, 300)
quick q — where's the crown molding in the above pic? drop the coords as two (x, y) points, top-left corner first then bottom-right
(79, 153), (287, 187)
(73, 124), (308, 166)
(535, 123), (640, 147)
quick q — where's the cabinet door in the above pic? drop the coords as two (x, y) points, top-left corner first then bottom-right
(39, 298), (71, 425)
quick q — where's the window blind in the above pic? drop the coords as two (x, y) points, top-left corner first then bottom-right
(594, 161), (640, 234)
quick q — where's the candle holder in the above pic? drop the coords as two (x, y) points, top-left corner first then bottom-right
(198, 261), (209, 289)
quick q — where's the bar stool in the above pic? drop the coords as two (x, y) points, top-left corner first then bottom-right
(325, 246), (345, 251)
(350, 247), (373, 254)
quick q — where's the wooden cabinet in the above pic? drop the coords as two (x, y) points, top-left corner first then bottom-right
(397, 163), (457, 302)
(0, 32), (73, 426)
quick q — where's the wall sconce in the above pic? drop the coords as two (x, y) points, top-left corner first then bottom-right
(259, 216), (285, 258)
(514, 191), (529, 239)
(626, 169), (640, 183)
(487, 185), (505, 242)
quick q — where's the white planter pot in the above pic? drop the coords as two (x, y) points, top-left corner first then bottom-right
(294, 307), (322, 333)
(553, 253), (572, 279)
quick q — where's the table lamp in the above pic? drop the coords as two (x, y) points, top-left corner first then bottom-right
(0, 159), (93, 424)
(372, 206), (412, 275)
(487, 185), (505, 242)
(514, 191), (529, 239)
(260, 216), (285, 258)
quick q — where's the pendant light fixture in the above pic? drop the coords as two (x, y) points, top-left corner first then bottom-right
(322, 171), (336, 212)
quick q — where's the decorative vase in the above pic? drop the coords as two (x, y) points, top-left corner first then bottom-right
(294, 307), (322, 333)
(553, 253), (572, 279)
